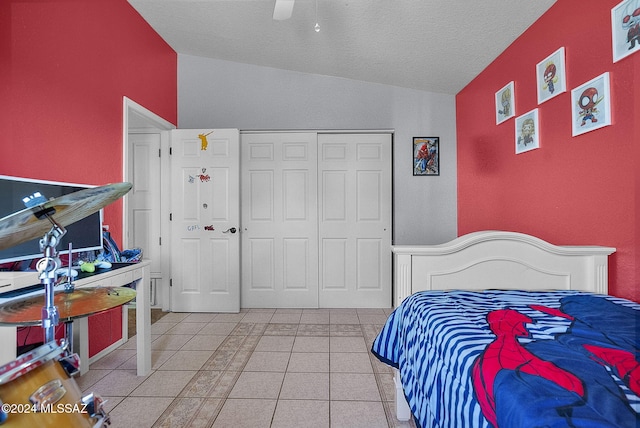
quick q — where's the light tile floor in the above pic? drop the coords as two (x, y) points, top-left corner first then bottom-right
(77, 308), (417, 428)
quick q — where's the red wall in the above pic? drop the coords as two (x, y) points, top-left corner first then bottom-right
(456, 0), (639, 301)
(1, 0), (176, 355)
(0, 0), (177, 245)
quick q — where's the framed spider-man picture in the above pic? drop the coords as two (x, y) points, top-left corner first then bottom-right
(571, 72), (612, 137)
(413, 137), (439, 176)
(612, 0), (640, 63)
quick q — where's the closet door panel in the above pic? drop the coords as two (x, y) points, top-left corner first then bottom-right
(241, 133), (318, 308)
(318, 133), (392, 308)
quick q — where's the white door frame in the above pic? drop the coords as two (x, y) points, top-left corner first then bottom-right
(122, 97), (175, 310)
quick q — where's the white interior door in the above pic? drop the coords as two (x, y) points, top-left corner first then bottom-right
(127, 133), (162, 293)
(318, 133), (392, 308)
(170, 129), (240, 312)
(241, 132), (319, 308)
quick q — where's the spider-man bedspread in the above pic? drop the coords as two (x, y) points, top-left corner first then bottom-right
(371, 290), (640, 428)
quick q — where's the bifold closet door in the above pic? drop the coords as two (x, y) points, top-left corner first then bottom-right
(318, 133), (392, 308)
(241, 133), (319, 308)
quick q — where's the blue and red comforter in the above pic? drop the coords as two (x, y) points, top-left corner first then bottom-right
(371, 290), (640, 428)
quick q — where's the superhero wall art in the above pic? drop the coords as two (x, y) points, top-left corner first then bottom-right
(515, 108), (540, 154)
(413, 137), (439, 176)
(495, 81), (515, 125)
(612, 0), (640, 63)
(571, 72), (612, 137)
(536, 47), (567, 105)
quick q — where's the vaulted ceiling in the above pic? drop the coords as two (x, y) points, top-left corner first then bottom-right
(128, 0), (556, 94)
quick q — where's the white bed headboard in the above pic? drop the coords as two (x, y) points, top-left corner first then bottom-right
(392, 231), (615, 307)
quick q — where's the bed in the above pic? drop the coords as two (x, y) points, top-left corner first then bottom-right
(371, 231), (640, 427)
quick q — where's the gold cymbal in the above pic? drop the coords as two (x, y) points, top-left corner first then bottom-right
(0, 287), (136, 325)
(0, 182), (132, 251)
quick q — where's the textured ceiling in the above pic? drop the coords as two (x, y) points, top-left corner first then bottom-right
(128, 0), (556, 95)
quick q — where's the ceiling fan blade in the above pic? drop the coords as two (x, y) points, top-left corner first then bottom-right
(273, 0), (294, 20)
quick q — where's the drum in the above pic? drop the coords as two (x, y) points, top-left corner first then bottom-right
(0, 341), (109, 427)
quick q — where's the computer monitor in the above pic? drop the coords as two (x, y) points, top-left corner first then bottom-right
(0, 175), (103, 266)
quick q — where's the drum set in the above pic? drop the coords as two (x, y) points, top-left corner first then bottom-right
(0, 182), (133, 427)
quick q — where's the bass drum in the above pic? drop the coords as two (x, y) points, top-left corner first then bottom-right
(0, 340), (109, 427)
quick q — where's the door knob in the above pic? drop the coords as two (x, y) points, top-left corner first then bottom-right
(223, 227), (237, 234)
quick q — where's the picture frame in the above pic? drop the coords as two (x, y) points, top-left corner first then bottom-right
(571, 72), (612, 137)
(495, 81), (515, 124)
(611, 0), (640, 63)
(536, 47), (567, 104)
(413, 137), (439, 176)
(515, 109), (540, 154)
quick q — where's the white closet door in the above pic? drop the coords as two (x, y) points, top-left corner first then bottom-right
(318, 133), (392, 308)
(241, 133), (319, 308)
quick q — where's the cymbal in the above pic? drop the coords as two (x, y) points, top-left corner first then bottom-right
(0, 182), (132, 251)
(0, 287), (136, 325)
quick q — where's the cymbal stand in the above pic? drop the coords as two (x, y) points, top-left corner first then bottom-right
(64, 242), (75, 293)
(62, 242), (76, 353)
(34, 215), (66, 344)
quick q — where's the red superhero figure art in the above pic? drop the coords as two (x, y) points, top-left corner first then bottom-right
(471, 309), (584, 427)
(584, 345), (640, 397)
(542, 62), (558, 95)
(622, 3), (640, 50)
(526, 302), (639, 390)
(577, 87), (603, 126)
(414, 140), (438, 175)
(472, 299), (640, 427)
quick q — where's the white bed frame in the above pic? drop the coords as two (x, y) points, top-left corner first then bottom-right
(390, 230), (616, 421)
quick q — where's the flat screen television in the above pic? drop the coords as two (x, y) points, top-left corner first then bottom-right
(0, 175), (103, 266)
